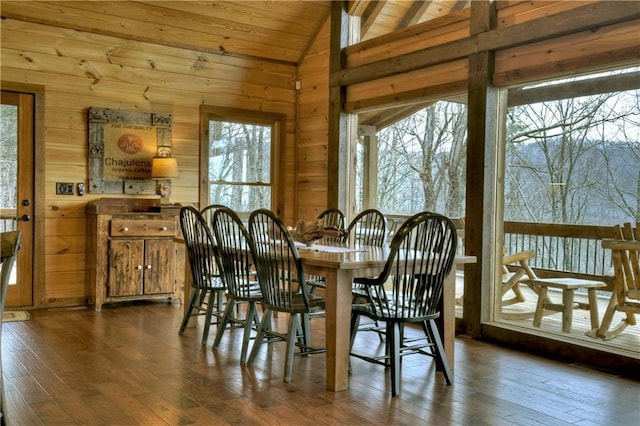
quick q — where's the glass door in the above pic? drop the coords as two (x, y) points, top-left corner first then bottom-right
(1, 90), (35, 307)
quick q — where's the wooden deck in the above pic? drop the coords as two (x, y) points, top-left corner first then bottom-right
(454, 272), (640, 360)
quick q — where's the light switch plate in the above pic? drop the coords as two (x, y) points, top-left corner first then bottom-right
(56, 182), (75, 195)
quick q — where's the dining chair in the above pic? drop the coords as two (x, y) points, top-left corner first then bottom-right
(178, 206), (226, 346)
(307, 208), (347, 293)
(210, 207), (263, 363)
(345, 208), (388, 339)
(200, 204), (228, 232)
(246, 209), (325, 382)
(1, 230), (21, 425)
(316, 208), (346, 242)
(343, 208), (387, 247)
(349, 212), (457, 396)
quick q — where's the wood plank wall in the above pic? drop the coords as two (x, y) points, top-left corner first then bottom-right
(1, 18), (297, 308)
(296, 19), (332, 221)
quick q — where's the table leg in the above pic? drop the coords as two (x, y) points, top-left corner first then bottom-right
(437, 268), (456, 373)
(323, 269), (353, 392)
(562, 289), (574, 333)
(533, 286), (548, 327)
(587, 288), (600, 330)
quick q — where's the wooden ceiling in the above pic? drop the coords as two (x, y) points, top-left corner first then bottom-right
(1, 0), (470, 128)
(1, 1), (470, 65)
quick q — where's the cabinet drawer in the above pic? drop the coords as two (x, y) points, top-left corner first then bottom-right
(110, 219), (176, 237)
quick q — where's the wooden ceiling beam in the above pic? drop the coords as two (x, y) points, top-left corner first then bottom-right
(359, 101), (436, 129)
(507, 71), (640, 107)
(348, 0), (371, 17)
(361, 1), (387, 37)
(396, 1), (433, 29)
(334, 2), (640, 87)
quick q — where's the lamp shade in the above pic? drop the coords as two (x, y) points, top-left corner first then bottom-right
(151, 157), (178, 178)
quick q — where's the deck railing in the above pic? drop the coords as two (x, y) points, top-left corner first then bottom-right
(503, 221), (618, 283)
(386, 214), (624, 288)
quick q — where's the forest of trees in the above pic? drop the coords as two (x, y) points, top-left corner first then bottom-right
(375, 81), (639, 227)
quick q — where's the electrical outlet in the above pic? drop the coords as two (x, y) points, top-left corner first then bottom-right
(56, 182), (75, 195)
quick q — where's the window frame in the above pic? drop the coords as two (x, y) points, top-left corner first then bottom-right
(199, 105), (285, 213)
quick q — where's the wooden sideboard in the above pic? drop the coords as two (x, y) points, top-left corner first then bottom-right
(86, 198), (183, 311)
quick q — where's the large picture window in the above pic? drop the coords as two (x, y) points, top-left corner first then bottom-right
(200, 106), (284, 213)
(496, 66), (639, 350)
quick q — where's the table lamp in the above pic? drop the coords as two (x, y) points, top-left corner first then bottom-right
(151, 155), (178, 202)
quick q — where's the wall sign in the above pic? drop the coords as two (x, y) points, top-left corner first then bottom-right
(88, 107), (172, 194)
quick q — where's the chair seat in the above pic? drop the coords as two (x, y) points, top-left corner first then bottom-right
(193, 275), (225, 289)
(265, 292), (325, 313)
(352, 302), (439, 322)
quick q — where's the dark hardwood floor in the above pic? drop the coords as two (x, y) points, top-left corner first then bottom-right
(2, 301), (639, 425)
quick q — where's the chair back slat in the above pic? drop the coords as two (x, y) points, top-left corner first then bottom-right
(179, 206), (220, 289)
(201, 204), (228, 232)
(211, 207), (257, 299)
(366, 212), (457, 320)
(317, 208), (346, 243)
(345, 209), (387, 247)
(248, 209), (309, 312)
(317, 208), (345, 230)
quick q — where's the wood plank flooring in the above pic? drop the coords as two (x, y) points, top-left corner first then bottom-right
(2, 301), (639, 425)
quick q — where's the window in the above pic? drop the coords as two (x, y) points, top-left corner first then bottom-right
(200, 106), (284, 214)
(496, 66), (639, 348)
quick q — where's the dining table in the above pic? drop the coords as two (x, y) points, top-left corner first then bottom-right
(294, 242), (476, 392)
(179, 236), (475, 392)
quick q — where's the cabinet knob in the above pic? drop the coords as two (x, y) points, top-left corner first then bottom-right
(136, 265), (143, 270)
(146, 265), (152, 270)
(122, 227), (129, 232)
(161, 226), (168, 231)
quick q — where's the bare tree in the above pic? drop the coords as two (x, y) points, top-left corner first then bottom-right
(377, 101), (467, 217)
(506, 93), (623, 224)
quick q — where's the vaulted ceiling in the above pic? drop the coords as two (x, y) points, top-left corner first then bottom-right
(1, 1), (471, 128)
(1, 1), (470, 64)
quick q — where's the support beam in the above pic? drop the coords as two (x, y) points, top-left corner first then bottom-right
(328, 1), (350, 211)
(462, 0), (501, 337)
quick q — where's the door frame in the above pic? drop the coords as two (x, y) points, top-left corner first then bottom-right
(1, 81), (45, 309)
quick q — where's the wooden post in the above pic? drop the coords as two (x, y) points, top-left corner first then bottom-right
(462, 1), (503, 337)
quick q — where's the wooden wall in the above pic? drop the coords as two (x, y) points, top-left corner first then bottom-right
(296, 19), (332, 221)
(1, 18), (297, 308)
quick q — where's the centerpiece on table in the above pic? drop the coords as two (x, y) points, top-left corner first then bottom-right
(289, 219), (348, 247)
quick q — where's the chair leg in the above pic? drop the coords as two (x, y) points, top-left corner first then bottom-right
(284, 313), (301, 383)
(201, 290), (220, 346)
(240, 302), (258, 364)
(348, 313), (361, 375)
(212, 298), (235, 349)
(301, 312), (311, 348)
(179, 287), (200, 334)
(349, 313), (360, 351)
(247, 309), (272, 366)
(388, 322), (401, 397)
(425, 319), (452, 385)
(418, 321), (436, 356)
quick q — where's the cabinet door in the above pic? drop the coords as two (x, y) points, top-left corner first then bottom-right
(108, 239), (144, 297)
(143, 239), (176, 294)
